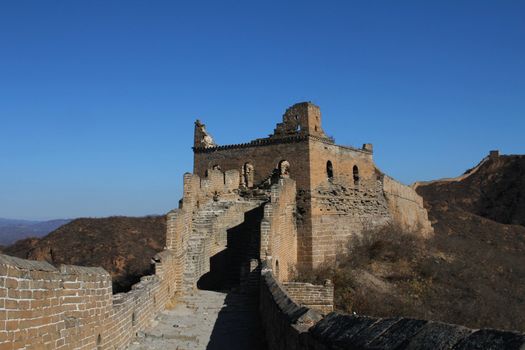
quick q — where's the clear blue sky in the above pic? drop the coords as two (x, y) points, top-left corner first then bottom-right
(1, 1), (524, 220)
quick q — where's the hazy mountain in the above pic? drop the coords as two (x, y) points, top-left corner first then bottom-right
(0, 218), (71, 245)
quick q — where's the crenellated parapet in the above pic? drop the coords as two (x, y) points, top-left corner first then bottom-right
(0, 248), (177, 350)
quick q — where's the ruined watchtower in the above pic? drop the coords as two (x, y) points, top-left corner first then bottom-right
(190, 102), (433, 273)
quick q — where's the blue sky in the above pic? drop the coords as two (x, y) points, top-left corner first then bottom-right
(0, 1), (524, 220)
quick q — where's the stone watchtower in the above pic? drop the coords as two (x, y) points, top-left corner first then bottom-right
(191, 102), (433, 272)
(271, 102), (329, 139)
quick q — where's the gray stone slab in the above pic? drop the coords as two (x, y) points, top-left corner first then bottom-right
(453, 329), (525, 350)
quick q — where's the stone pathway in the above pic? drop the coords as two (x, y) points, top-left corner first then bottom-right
(127, 290), (266, 350)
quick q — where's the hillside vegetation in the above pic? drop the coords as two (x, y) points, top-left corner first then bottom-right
(294, 155), (525, 332)
(2, 216), (166, 293)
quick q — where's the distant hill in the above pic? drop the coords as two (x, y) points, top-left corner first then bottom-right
(415, 154), (525, 226)
(2, 216), (166, 293)
(412, 154), (525, 331)
(0, 218), (71, 245)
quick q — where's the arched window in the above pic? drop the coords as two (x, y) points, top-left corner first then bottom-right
(278, 160), (290, 178)
(275, 260), (280, 279)
(326, 161), (334, 179)
(97, 335), (102, 349)
(132, 312), (136, 326)
(353, 165), (360, 186)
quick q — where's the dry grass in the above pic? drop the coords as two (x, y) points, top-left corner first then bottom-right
(292, 222), (525, 332)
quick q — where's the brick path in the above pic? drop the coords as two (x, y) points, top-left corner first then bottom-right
(127, 289), (266, 350)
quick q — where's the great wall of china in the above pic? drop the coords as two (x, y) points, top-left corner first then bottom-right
(1, 102), (524, 349)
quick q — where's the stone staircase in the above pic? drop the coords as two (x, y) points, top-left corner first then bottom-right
(183, 198), (266, 293)
(183, 200), (235, 292)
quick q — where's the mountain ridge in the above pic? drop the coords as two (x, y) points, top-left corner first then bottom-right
(0, 218), (71, 245)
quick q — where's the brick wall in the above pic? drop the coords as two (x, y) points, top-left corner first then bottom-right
(259, 262), (323, 350)
(194, 139), (311, 190)
(192, 103), (434, 275)
(260, 178), (298, 282)
(192, 130), (394, 273)
(308, 177), (391, 268)
(282, 281), (333, 314)
(0, 248), (177, 350)
(167, 169), (265, 293)
(308, 138), (374, 191)
(305, 139), (391, 270)
(382, 175), (434, 236)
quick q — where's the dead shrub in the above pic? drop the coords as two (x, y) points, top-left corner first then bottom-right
(291, 223), (434, 316)
(340, 223), (427, 269)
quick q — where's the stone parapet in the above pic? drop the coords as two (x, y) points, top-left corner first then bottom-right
(0, 248), (177, 350)
(259, 260), (525, 349)
(382, 175), (434, 236)
(282, 281), (333, 315)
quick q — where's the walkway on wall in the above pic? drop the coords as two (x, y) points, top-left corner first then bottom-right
(127, 289), (266, 350)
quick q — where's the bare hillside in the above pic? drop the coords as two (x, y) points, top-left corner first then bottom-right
(2, 216), (166, 293)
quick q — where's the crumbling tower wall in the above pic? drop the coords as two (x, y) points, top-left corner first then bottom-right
(192, 102), (433, 272)
(383, 175), (434, 236)
(305, 139), (391, 269)
(271, 102), (328, 139)
(166, 168), (265, 293)
(260, 178), (298, 282)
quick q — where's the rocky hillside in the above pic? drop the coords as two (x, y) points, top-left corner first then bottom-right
(2, 216), (166, 293)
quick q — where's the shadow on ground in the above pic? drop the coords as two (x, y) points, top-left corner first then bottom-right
(205, 291), (266, 350)
(197, 206), (266, 350)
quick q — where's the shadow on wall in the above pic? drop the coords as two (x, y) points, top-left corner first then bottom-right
(194, 205), (267, 349)
(197, 206), (263, 291)
(197, 249), (228, 291)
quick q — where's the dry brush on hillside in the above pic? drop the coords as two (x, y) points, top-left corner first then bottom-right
(292, 223), (525, 333)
